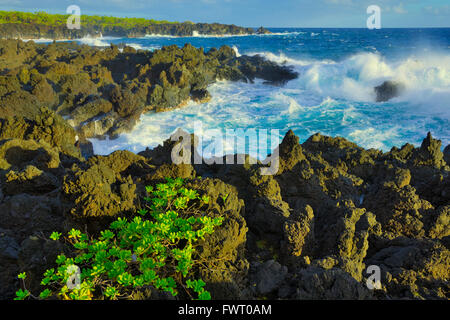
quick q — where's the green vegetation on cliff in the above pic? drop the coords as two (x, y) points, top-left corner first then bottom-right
(0, 10), (256, 38)
(0, 10), (180, 29)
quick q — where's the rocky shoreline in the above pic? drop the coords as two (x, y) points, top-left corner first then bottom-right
(0, 22), (270, 40)
(0, 110), (449, 299)
(0, 39), (297, 153)
(0, 38), (449, 300)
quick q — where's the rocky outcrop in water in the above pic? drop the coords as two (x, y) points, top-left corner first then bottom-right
(374, 80), (405, 102)
(256, 27), (271, 35)
(0, 112), (448, 299)
(0, 39), (297, 140)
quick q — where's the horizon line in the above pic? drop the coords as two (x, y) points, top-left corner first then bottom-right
(0, 8), (449, 29)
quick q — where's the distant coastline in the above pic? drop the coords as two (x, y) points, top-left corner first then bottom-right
(0, 11), (270, 39)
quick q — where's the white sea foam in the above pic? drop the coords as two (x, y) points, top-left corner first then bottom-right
(188, 31), (308, 38)
(143, 31), (305, 38)
(20, 30), (304, 45)
(191, 31), (253, 38)
(249, 51), (335, 66)
(144, 32), (252, 38)
(76, 36), (121, 46)
(232, 45), (241, 57)
(21, 35), (122, 47)
(21, 38), (57, 43)
(90, 48), (450, 156)
(348, 127), (401, 151)
(256, 31), (307, 36)
(125, 43), (160, 51)
(255, 50), (450, 116)
(143, 34), (178, 38)
(272, 92), (305, 115)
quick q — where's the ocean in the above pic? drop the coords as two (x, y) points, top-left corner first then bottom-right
(33, 28), (450, 156)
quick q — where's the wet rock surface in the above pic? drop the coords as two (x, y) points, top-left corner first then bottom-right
(256, 27), (271, 35)
(374, 80), (405, 102)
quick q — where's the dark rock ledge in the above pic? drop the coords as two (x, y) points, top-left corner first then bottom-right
(374, 80), (405, 102)
(0, 110), (449, 299)
(0, 22), (267, 40)
(0, 39), (297, 146)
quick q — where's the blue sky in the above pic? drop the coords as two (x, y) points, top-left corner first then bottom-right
(1, 0), (449, 27)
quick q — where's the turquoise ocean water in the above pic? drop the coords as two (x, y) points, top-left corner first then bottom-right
(32, 28), (450, 156)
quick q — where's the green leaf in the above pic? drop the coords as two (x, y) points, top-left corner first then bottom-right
(117, 272), (134, 287)
(68, 229), (82, 240)
(17, 272), (27, 280)
(14, 289), (30, 300)
(43, 269), (55, 278)
(50, 232), (61, 241)
(40, 277), (51, 286)
(73, 241), (88, 250)
(138, 209), (148, 216)
(110, 217), (127, 230)
(119, 250), (132, 262)
(99, 230), (115, 241)
(201, 195), (210, 204)
(143, 269), (156, 283)
(198, 290), (211, 300)
(133, 276), (145, 288)
(104, 286), (118, 299)
(39, 289), (52, 299)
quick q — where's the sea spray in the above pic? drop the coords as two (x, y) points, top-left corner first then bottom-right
(88, 28), (450, 155)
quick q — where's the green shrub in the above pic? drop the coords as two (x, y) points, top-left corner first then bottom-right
(15, 177), (222, 300)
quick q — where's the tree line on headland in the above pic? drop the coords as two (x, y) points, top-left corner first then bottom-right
(0, 10), (269, 39)
(0, 10), (181, 27)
